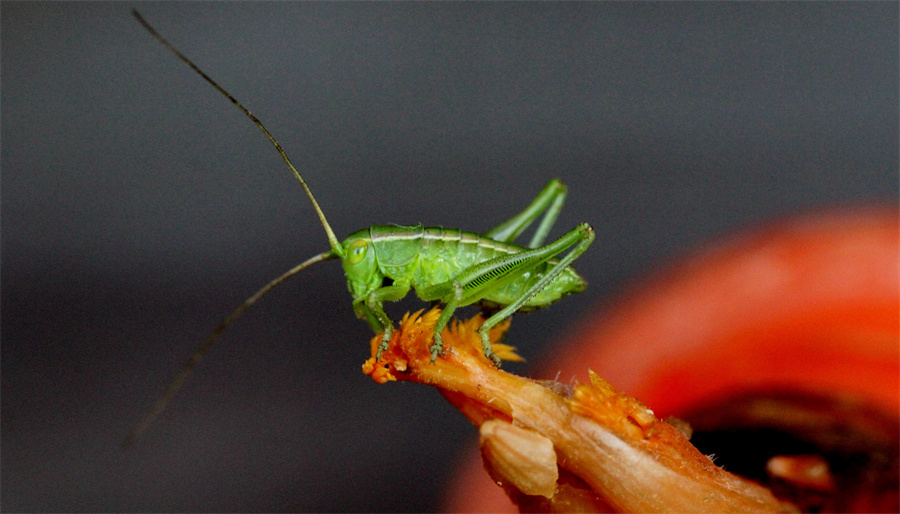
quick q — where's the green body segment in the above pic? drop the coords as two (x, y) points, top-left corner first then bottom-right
(344, 225), (586, 310)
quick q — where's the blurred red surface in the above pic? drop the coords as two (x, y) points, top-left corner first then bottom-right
(445, 207), (898, 513)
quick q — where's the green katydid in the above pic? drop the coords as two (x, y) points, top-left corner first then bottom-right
(126, 11), (594, 447)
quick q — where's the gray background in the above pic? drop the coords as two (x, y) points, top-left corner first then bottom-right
(3, 2), (896, 512)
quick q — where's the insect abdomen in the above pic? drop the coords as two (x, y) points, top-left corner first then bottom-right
(369, 226), (585, 310)
(416, 227), (510, 284)
(479, 260), (587, 310)
(437, 228), (587, 309)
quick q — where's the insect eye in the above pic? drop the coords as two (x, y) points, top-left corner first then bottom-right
(347, 240), (368, 265)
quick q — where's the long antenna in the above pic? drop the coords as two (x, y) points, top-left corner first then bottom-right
(126, 12), (345, 447)
(132, 10), (345, 259)
(123, 250), (335, 448)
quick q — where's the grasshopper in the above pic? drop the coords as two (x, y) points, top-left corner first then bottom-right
(126, 11), (594, 447)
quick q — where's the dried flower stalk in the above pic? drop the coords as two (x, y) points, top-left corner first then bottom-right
(363, 309), (794, 512)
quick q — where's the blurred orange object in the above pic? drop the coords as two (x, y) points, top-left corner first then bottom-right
(364, 311), (788, 512)
(445, 207), (898, 512)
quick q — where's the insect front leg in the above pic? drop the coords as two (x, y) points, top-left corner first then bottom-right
(484, 179), (567, 248)
(360, 282), (411, 360)
(477, 223), (594, 363)
(353, 301), (383, 333)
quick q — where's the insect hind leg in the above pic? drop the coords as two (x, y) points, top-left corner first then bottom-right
(478, 223), (594, 365)
(484, 179), (567, 248)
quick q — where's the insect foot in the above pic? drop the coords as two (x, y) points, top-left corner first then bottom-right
(362, 308), (520, 384)
(429, 334), (444, 363)
(375, 326), (393, 361)
(479, 333), (502, 367)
